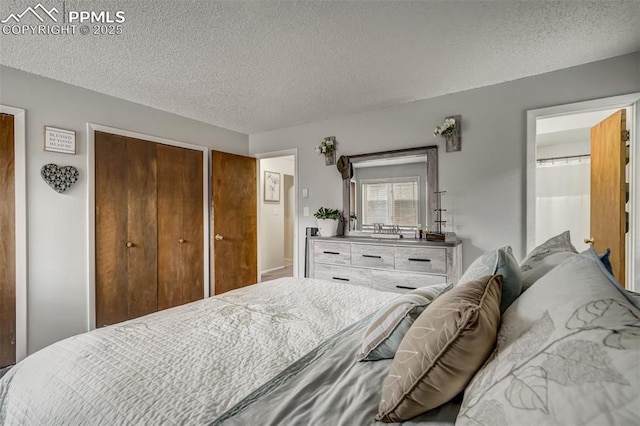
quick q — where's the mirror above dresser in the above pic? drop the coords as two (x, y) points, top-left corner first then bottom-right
(342, 146), (439, 236)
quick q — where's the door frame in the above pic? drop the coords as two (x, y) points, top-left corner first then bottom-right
(526, 92), (640, 290)
(87, 124), (210, 330)
(0, 105), (27, 362)
(254, 149), (299, 280)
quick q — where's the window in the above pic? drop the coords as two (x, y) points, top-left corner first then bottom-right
(361, 177), (419, 227)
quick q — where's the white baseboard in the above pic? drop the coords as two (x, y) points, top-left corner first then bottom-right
(261, 266), (286, 274)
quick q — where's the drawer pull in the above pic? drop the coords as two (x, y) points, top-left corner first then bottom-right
(362, 254), (382, 259)
(323, 251), (340, 255)
(396, 285), (418, 290)
(408, 258), (431, 262)
(333, 277), (350, 282)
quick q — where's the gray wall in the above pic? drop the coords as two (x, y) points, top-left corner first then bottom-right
(249, 52), (640, 278)
(0, 65), (249, 354)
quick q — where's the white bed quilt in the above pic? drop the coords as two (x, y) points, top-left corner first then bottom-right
(0, 278), (394, 425)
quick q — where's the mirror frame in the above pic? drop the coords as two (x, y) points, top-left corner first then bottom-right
(342, 145), (439, 235)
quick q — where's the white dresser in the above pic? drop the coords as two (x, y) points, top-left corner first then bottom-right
(307, 236), (462, 293)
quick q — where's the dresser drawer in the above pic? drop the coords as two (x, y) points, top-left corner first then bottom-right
(371, 269), (448, 293)
(351, 244), (395, 269)
(314, 264), (371, 287)
(313, 241), (351, 265)
(394, 247), (447, 274)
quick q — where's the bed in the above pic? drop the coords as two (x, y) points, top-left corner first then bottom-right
(2, 235), (639, 425)
(0, 277), (395, 424)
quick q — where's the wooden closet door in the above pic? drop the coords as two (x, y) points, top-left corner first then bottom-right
(181, 149), (204, 302)
(95, 132), (158, 327)
(0, 113), (16, 367)
(157, 144), (203, 310)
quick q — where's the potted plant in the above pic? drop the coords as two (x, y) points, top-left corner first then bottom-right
(314, 207), (341, 237)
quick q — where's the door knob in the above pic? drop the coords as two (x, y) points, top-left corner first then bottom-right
(214, 234), (224, 241)
(178, 238), (185, 244)
(584, 237), (594, 245)
(125, 241), (134, 248)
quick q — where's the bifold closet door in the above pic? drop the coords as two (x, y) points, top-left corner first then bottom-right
(0, 113), (16, 367)
(95, 132), (158, 327)
(157, 144), (204, 310)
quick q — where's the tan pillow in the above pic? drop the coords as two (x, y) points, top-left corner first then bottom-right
(376, 275), (502, 423)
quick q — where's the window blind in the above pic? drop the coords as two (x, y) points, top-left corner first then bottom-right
(362, 179), (418, 226)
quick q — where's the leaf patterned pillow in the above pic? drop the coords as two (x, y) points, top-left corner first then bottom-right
(520, 230), (578, 292)
(457, 253), (640, 426)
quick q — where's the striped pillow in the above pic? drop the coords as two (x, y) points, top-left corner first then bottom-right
(357, 283), (453, 361)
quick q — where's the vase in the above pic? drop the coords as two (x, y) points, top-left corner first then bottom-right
(317, 219), (338, 237)
(324, 151), (336, 166)
(444, 132), (461, 152)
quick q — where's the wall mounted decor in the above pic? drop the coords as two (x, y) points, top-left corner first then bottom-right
(44, 126), (76, 154)
(315, 136), (336, 165)
(264, 170), (281, 202)
(41, 164), (79, 193)
(433, 115), (461, 152)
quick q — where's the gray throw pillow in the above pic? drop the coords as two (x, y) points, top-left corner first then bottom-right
(520, 230), (578, 292)
(459, 246), (522, 314)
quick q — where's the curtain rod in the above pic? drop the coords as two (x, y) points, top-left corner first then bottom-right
(537, 153), (590, 163)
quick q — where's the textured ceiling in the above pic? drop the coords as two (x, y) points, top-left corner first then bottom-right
(1, 1), (639, 134)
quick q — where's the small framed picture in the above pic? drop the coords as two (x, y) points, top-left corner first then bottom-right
(44, 126), (76, 154)
(264, 171), (280, 202)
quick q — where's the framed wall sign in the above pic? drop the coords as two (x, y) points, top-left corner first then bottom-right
(44, 126), (76, 154)
(264, 171), (280, 202)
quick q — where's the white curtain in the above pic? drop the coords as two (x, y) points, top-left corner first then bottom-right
(536, 160), (590, 252)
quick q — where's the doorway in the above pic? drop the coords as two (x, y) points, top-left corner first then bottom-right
(535, 107), (628, 251)
(0, 105), (26, 365)
(527, 93), (639, 290)
(0, 113), (16, 369)
(258, 154), (297, 281)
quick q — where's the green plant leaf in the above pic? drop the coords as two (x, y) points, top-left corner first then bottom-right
(314, 207), (341, 219)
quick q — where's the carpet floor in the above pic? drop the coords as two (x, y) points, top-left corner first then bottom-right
(261, 265), (293, 281)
